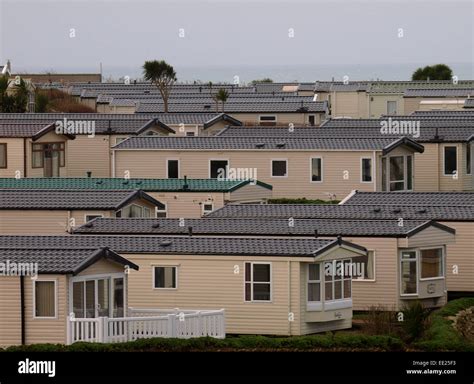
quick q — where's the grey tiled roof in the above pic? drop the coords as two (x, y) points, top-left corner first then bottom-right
(0, 248), (138, 274)
(206, 204), (474, 222)
(112, 136), (421, 151)
(0, 235), (361, 258)
(412, 110), (474, 116)
(404, 88), (474, 97)
(465, 99), (474, 108)
(342, 191), (473, 207)
(73, 217), (450, 237)
(0, 189), (164, 210)
(0, 123), (57, 138)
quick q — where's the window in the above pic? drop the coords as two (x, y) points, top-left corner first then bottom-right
(271, 160), (287, 177)
(116, 204), (149, 218)
(32, 142), (65, 169)
(387, 101), (397, 115)
(245, 262), (271, 302)
(167, 159), (179, 179)
(353, 251), (375, 280)
(34, 280), (56, 318)
(259, 115), (277, 126)
(210, 160), (228, 179)
(400, 251), (417, 295)
(0, 143), (6, 168)
(155, 204), (167, 218)
(421, 248), (443, 279)
(153, 266), (177, 289)
(361, 158), (372, 182)
(85, 214), (103, 222)
(466, 144), (471, 175)
(202, 203), (214, 215)
(382, 155), (413, 191)
(324, 260), (352, 301)
(308, 115), (316, 126)
(310, 157), (322, 182)
(307, 264), (321, 302)
(185, 131), (195, 137)
(444, 146), (457, 176)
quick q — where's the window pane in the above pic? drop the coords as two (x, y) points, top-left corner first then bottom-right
(467, 144), (471, 174)
(334, 280), (342, 300)
(210, 160), (228, 179)
(390, 181), (405, 191)
(390, 156), (404, 181)
(334, 261), (342, 280)
(362, 158), (372, 182)
(97, 279), (110, 317)
(130, 205), (142, 217)
(308, 264), (320, 281)
(253, 264), (270, 282)
(407, 156), (413, 190)
(343, 260), (352, 279)
(35, 281), (55, 317)
(421, 248), (443, 279)
(325, 282), (333, 300)
(343, 280), (351, 299)
(444, 146), (457, 175)
(272, 160), (287, 177)
(308, 282), (321, 302)
(32, 149), (43, 168)
(401, 260), (417, 294)
(72, 281), (84, 318)
(353, 252), (374, 279)
(245, 263), (251, 282)
(85, 280), (95, 318)
(324, 262), (333, 281)
(253, 283), (270, 301)
(154, 267), (176, 288)
(167, 160), (179, 179)
(382, 157), (387, 191)
(260, 116), (276, 121)
(245, 283), (251, 301)
(311, 158), (322, 181)
(113, 278), (124, 318)
(0, 144), (6, 168)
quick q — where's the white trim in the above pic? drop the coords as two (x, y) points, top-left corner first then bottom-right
(166, 158), (180, 179)
(419, 246), (445, 281)
(152, 265), (178, 290)
(324, 299), (352, 310)
(309, 156), (323, 183)
(308, 114), (316, 125)
(244, 262), (273, 303)
(258, 115), (277, 123)
(202, 202), (214, 215)
(399, 249), (418, 297)
(155, 203), (168, 218)
(306, 263), (322, 311)
(353, 250), (376, 282)
(209, 158), (229, 179)
(442, 144), (458, 177)
(33, 279), (58, 319)
(270, 159), (288, 178)
(84, 213), (104, 223)
(360, 157), (373, 183)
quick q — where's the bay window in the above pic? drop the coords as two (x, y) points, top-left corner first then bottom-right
(420, 248), (443, 279)
(381, 154), (413, 191)
(400, 251), (417, 295)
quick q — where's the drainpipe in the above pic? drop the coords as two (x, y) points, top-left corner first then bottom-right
(23, 138), (27, 177)
(373, 151), (377, 191)
(287, 260), (292, 336)
(20, 276), (25, 345)
(111, 149), (116, 177)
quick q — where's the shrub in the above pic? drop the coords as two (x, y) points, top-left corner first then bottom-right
(400, 301), (431, 341)
(363, 305), (398, 336)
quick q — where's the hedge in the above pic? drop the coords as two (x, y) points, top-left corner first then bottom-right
(413, 298), (474, 352)
(1, 333), (404, 353)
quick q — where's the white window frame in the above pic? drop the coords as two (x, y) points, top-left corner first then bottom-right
(386, 100), (397, 115)
(84, 213), (104, 223)
(360, 157), (373, 183)
(419, 247), (445, 282)
(307, 263), (322, 311)
(309, 157), (323, 183)
(382, 154), (413, 191)
(152, 265), (178, 290)
(114, 137), (128, 145)
(323, 260), (353, 310)
(116, 203), (146, 218)
(270, 159), (288, 178)
(400, 249), (418, 297)
(166, 158), (180, 179)
(308, 114), (316, 125)
(442, 144), (458, 177)
(155, 203), (167, 218)
(353, 250), (376, 282)
(33, 279), (58, 319)
(202, 202), (214, 215)
(209, 159), (229, 179)
(258, 115), (277, 123)
(244, 262), (272, 303)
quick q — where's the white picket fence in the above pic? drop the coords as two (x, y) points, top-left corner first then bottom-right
(67, 308), (225, 345)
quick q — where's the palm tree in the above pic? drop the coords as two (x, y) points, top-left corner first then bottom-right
(142, 60), (177, 113)
(216, 89), (229, 112)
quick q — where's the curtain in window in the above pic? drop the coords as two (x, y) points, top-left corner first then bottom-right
(35, 281), (55, 317)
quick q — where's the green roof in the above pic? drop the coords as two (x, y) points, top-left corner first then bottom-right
(0, 178), (272, 192)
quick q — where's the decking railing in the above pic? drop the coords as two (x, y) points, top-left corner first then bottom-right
(66, 308), (225, 344)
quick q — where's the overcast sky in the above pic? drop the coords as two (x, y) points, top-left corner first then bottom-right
(0, 0), (472, 79)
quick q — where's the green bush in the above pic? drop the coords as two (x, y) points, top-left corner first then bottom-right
(400, 301), (431, 341)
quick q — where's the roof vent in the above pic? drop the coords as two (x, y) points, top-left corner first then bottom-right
(314, 229), (318, 239)
(188, 226), (193, 237)
(204, 105), (211, 109)
(392, 208), (401, 213)
(417, 208), (427, 214)
(159, 240), (172, 247)
(152, 223), (160, 228)
(122, 180), (129, 185)
(95, 180), (103, 185)
(135, 181), (142, 185)
(373, 207), (381, 213)
(276, 142), (286, 148)
(255, 143), (265, 148)
(182, 175), (189, 190)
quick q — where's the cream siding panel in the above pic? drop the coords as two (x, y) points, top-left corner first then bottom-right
(400, 226), (455, 248)
(229, 113), (322, 126)
(76, 258), (125, 277)
(148, 192), (225, 218)
(0, 277), (22, 347)
(369, 95), (404, 118)
(67, 135), (111, 177)
(25, 275), (68, 345)
(0, 210), (70, 234)
(332, 92), (362, 118)
(403, 98), (422, 115)
(0, 138), (24, 177)
(414, 144), (440, 191)
(71, 210), (113, 228)
(228, 184), (273, 202)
